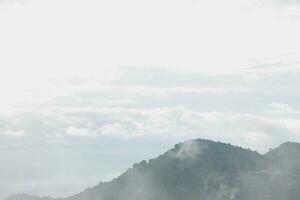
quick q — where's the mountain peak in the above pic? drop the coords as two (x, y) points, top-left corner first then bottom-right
(168, 139), (262, 161)
(265, 141), (300, 174)
(279, 141), (300, 148)
(267, 141), (300, 155)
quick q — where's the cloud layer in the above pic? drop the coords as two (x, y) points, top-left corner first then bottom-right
(1, 0), (300, 199)
(1, 63), (300, 198)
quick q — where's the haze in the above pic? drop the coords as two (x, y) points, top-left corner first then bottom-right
(1, 0), (300, 198)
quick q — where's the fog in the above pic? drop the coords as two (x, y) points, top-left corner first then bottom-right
(1, 0), (300, 198)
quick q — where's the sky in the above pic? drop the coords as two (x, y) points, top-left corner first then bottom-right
(1, 0), (300, 198)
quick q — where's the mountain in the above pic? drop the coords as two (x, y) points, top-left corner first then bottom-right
(265, 142), (300, 174)
(5, 194), (51, 200)
(6, 139), (300, 200)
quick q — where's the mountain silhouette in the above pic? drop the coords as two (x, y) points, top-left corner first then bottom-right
(6, 139), (300, 200)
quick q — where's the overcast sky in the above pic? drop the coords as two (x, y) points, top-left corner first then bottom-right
(1, 0), (300, 198)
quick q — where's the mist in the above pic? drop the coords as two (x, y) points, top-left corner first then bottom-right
(1, 0), (300, 199)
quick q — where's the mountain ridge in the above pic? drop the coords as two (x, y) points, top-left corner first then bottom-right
(6, 139), (300, 200)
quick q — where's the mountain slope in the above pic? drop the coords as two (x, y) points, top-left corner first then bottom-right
(6, 139), (300, 200)
(265, 142), (300, 174)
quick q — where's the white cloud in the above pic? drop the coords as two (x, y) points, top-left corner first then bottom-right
(2, 130), (27, 137)
(65, 126), (96, 137)
(267, 0), (300, 6)
(0, 106), (297, 152)
(171, 140), (205, 160)
(267, 103), (299, 114)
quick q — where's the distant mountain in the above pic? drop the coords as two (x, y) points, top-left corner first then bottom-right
(266, 142), (300, 174)
(6, 139), (300, 200)
(6, 194), (51, 200)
